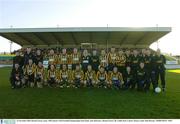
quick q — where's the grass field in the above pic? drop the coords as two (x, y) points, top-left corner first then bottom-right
(0, 67), (180, 119)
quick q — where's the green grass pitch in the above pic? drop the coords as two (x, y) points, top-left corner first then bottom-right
(0, 67), (180, 119)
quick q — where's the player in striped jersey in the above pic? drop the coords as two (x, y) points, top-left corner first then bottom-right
(35, 61), (45, 88)
(84, 65), (97, 87)
(24, 59), (36, 87)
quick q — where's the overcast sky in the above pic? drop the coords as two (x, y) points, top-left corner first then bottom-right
(0, 0), (179, 55)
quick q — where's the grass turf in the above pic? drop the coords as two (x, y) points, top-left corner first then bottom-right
(0, 67), (180, 119)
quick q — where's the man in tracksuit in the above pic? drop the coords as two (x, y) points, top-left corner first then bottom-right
(154, 49), (166, 91)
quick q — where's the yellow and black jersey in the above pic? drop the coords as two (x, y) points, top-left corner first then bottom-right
(59, 70), (69, 80)
(67, 69), (73, 81)
(35, 66), (45, 78)
(47, 55), (57, 65)
(72, 70), (84, 80)
(108, 52), (117, 64)
(96, 71), (108, 81)
(47, 69), (58, 80)
(99, 55), (108, 67)
(108, 72), (123, 81)
(24, 64), (36, 75)
(58, 53), (68, 65)
(69, 53), (81, 64)
(84, 70), (96, 81)
(115, 54), (126, 66)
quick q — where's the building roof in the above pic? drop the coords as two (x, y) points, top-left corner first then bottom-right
(0, 27), (171, 47)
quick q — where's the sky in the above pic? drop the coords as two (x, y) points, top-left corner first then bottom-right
(0, 0), (180, 55)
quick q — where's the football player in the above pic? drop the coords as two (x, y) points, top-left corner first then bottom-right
(90, 50), (100, 72)
(72, 64), (84, 88)
(58, 64), (69, 88)
(154, 49), (166, 91)
(47, 64), (58, 87)
(35, 61), (45, 88)
(108, 66), (124, 89)
(96, 66), (108, 88)
(24, 59), (36, 87)
(123, 66), (134, 90)
(69, 48), (81, 70)
(81, 49), (91, 72)
(84, 65), (97, 87)
(10, 63), (23, 89)
(47, 49), (57, 69)
(136, 62), (148, 91)
(58, 48), (68, 69)
(108, 47), (117, 71)
(115, 49), (126, 78)
(99, 49), (108, 71)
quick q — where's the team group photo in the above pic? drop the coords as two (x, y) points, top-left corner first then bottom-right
(0, 0), (180, 122)
(11, 47), (166, 93)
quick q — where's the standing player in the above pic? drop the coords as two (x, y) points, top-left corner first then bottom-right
(81, 49), (91, 72)
(84, 65), (97, 87)
(96, 66), (108, 88)
(12, 51), (23, 68)
(70, 48), (81, 70)
(125, 49), (132, 67)
(115, 49), (126, 78)
(108, 66), (124, 89)
(24, 59), (36, 87)
(108, 47), (117, 71)
(35, 61), (45, 88)
(154, 49), (166, 91)
(34, 49), (43, 65)
(144, 49), (154, 91)
(23, 47), (35, 66)
(131, 49), (140, 89)
(47, 49), (57, 69)
(59, 48), (68, 69)
(72, 64), (84, 88)
(99, 49), (108, 71)
(90, 50), (100, 73)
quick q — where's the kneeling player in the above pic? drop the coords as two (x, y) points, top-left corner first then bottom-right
(137, 62), (148, 91)
(47, 64), (58, 87)
(59, 64), (70, 88)
(108, 66), (124, 89)
(123, 66), (134, 90)
(35, 61), (45, 88)
(24, 59), (36, 87)
(84, 65), (97, 87)
(96, 66), (108, 88)
(10, 63), (23, 89)
(72, 64), (84, 88)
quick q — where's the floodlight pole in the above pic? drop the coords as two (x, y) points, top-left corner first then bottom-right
(156, 24), (159, 50)
(106, 24), (109, 53)
(9, 25), (13, 53)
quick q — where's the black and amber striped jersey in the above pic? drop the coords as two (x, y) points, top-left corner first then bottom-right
(69, 53), (81, 64)
(99, 55), (108, 67)
(96, 71), (108, 81)
(24, 64), (36, 75)
(35, 66), (45, 78)
(108, 72), (123, 81)
(47, 69), (57, 79)
(108, 52), (117, 64)
(84, 70), (96, 81)
(72, 70), (84, 80)
(58, 53), (68, 64)
(115, 54), (126, 66)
